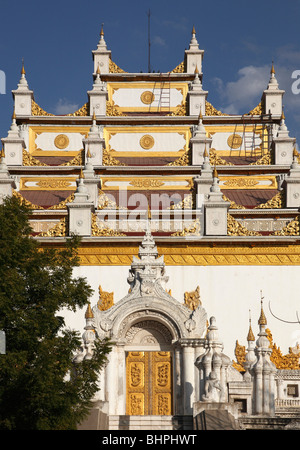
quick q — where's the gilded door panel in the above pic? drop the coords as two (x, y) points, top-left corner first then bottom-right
(151, 352), (172, 415)
(126, 351), (172, 415)
(126, 352), (149, 415)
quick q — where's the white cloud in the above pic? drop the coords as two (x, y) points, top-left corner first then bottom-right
(152, 35), (167, 48)
(212, 65), (269, 114)
(212, 62), (300, 120)
(54, 98), (79, 115)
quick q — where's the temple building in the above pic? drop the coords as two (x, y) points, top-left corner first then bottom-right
(1, 25), (300, 430)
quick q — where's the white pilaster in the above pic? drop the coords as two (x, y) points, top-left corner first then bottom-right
(187, 69), (208, 116)
(67, 174), (94, 236)
(273, 112), (296, 165)
(87, 66), (108, 116)
(263, 64), (284, 116)
(285, 149), (300, 208)
(1, 112), (25, 166)
(190, 112), (212, 166)
(11, 63), (34, 117)
(184, 26), (204, 74)
(82, 115), (105, 166)
(92, 25), (111, 74)
(205, 168), (230, 236)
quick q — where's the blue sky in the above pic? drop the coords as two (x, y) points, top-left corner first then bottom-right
(0, 0), (299, 144)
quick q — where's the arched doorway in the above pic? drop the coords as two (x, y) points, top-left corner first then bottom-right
(124, 319), (174, 416)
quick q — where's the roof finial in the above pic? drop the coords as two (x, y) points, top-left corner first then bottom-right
(247, 310), (255, 341)
(85, 303), (94, 319)
(21, 58), (25, 75)
(213, 165), (218, 179)
(271, 60), (275, 75)
(100, 23), (104, 36)
(258, 291), (267, 326)
(192, 25), (196, 35)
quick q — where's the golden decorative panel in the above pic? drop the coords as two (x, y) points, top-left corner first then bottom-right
(227, 134), (243, 149)
(20, 177), (77, 191)
(140, 135), (155, 150)
(54, 134), (70, 149)
(140, 91), (155, 105)
(220, 175), (277, 190)
(126, 351), (172, 415)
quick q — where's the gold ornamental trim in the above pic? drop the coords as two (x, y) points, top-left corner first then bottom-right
(71, 243), (300, 266)
(234, 328), (300, 371)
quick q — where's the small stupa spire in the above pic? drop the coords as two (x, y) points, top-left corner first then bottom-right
(271, 60), (275, 75)
(85, 303), (94, 319)
(213, 166), (218, 179)
(258, 291), (267, 326)
(247, 311), (255, 341)
(21, 58), (26, 75)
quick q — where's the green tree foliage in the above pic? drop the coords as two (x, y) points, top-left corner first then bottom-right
(0, 196), (111, 429)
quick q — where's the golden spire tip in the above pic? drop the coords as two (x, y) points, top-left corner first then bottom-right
(85, 303), (94, 319)
(271, 61), (275, 75)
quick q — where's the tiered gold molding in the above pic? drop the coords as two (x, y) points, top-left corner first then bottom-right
(209, 149), (233, 166)
(38, 217), (67, 237)
(23, 149), (47, 167)
(47, 192), (75, 210)
(91, 213), (126, 237)
(255, 191), (284, 209)
(102, 148), (126, 166)
(171, 218), (201, 237)
(97, 285), (114, 311)
(222, 194), (246, 210)
(167, 148), (191, 166)
(31, 100), (88, 117)
(13, 190), (44, 210)
(31, 100), (54, 116)
(205, 101), (229, 117)
(273, 216), (299, 236)
(109, 59), (127, 73)
(171, 61), (185, 73)
(74, 244), (300, 266)
(247, 100), (264, 115)
(227, 214), (262, 236)
(234, 328), (300, 371)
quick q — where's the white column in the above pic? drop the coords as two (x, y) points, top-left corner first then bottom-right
(116, 344), (126, 415)
(182, 344), (195, 414)
(105, 348), (118, 414)
(174, 347), (183, 415)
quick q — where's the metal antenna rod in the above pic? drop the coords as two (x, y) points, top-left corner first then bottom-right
(147, 9), (151, 73)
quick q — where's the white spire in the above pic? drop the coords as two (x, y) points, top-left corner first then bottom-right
(189, 25), (199, 50)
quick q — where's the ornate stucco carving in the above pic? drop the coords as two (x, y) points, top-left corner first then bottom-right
(90, 227), (207, 342)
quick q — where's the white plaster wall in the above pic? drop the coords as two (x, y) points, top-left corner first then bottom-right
(62, 264), (300, 360)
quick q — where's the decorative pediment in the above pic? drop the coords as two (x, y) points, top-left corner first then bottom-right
(91, 227), (207, 342)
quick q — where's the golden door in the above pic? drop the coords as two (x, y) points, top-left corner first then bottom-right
(126, 351), (173, 415)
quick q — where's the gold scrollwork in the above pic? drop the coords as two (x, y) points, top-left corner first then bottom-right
(97, 285), (114, 311)
(184, 286), (201, 310)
